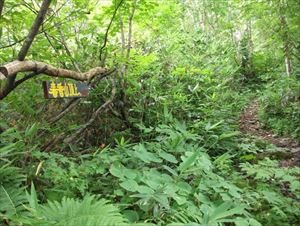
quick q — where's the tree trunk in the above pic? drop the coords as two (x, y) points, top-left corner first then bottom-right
(18, 0), (52, 61)
(279, 8), (292, 76)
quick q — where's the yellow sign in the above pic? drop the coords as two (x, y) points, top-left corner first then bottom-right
(43, 81), (89, 99)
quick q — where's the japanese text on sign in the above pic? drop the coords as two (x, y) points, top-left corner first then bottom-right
(43, 81), (89, 99)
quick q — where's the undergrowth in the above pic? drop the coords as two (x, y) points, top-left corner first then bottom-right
(259, 76), (300, 141)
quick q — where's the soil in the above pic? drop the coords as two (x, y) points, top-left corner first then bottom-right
(239, 100), (300, 167)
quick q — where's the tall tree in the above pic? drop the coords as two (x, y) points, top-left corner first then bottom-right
(279, 2), (292, 76)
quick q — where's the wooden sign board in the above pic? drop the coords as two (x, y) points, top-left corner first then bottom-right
(43, 81), (89, 99)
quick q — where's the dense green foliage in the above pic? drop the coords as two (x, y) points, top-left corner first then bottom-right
(260, 76), (300, 139)
(0, 0), (300, 225)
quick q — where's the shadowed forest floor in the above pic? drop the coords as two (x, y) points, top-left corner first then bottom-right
(240, 99), (300, 167)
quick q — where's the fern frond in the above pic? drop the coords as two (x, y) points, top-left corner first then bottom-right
(0, 185), (27, 219)
(0, 165), (25, 186)
(0, 164), (27, 221)
(167, 208), (203, 225)
(39, 195), (127, 226)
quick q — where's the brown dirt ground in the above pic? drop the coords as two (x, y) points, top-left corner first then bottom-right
(239, 100), (300, 167)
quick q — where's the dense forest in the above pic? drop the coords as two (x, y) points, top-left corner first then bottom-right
(0, 0), (300, 225)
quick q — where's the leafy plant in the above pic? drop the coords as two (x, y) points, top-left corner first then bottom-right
(26, 186), (127, 226)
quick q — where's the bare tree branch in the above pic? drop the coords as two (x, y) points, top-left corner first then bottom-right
(48, 99), (81, 125)
(42, 0), (69, 26)
(14, 66), (47, 86)
(0, 60), (107, 100)
(55, 21), (81, 72)
(0, 0), (5, 43)
(116, 0), (138, 128)
(0, 60), (106, 81)
(0, 37), (26, 49)
(119, 9), (125, 78)
(0, 67), (47, 99)
(42, 27), (67, 68)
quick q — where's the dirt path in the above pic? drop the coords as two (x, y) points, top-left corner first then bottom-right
(239, 99), (300, 167)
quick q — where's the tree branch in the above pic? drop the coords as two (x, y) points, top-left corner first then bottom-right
(116, 0), (138, 128)
(0, 67), (47, 100)
(55, 21), (81, 72)
(0, 60), (107, 81)
(48, 98), (81, 125)
(99, 0), (125, 61)
(0, 60), (107, 100)
(0, 10), (79, 50)
(18, 0), (52, 60)
(0, 0), (52, 100)
(0, 0), (4, 45)
(14, 66), (47, 87)
(125, 0), (137, 68)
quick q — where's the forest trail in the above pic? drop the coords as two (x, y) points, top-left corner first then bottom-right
(239, 99), (300, 167)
